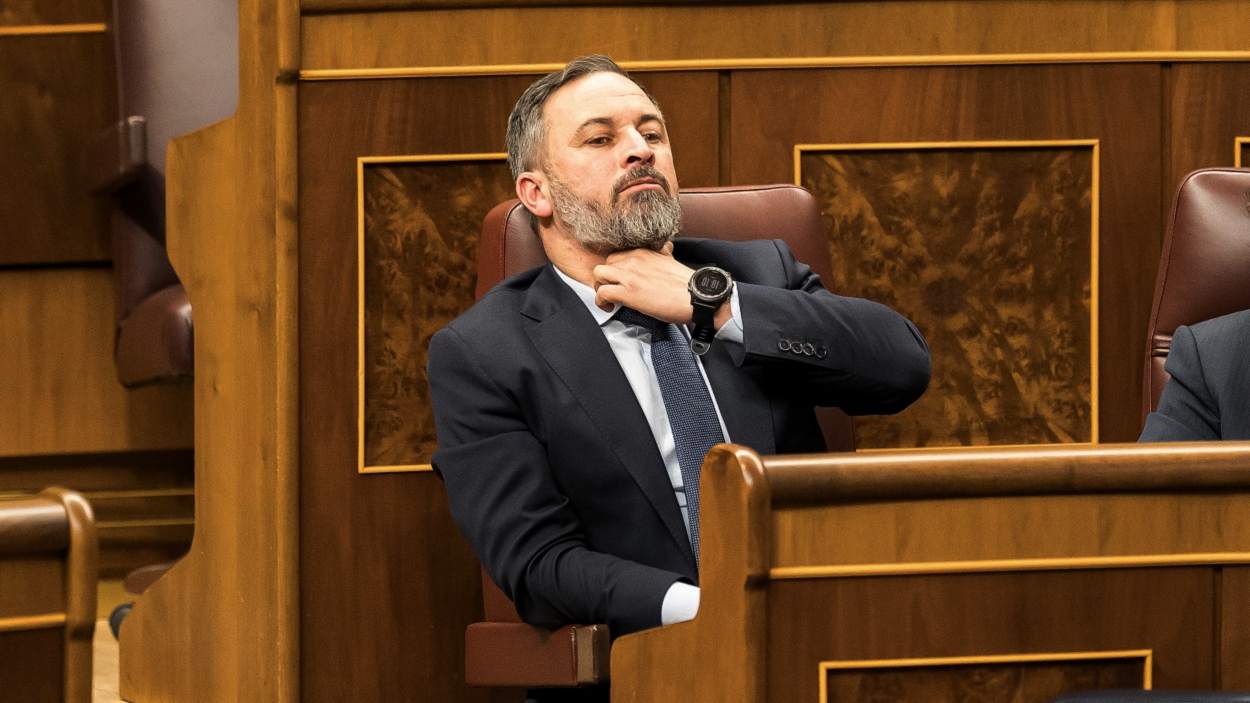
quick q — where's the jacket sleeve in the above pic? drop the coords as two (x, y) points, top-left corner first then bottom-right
(731, 239), (932, 415)
(427, 325), (686, 636)
(1139, 324), (1220, 441)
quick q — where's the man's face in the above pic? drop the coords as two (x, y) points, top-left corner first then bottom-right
(537, 71), (682, 254)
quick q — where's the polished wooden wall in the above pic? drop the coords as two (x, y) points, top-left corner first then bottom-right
(0, 4), (193, 576)
(291, 2), (1250, 701)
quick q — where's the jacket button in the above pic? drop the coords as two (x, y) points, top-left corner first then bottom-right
(778, 339), (791, 352)
(791, 343), (804, 355)
(802, 343), (815, 356)
(815, 345), (828, 359)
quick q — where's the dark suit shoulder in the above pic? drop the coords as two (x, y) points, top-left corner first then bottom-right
(1181, 308), (1250, 408)
(440, 265), (543, 337)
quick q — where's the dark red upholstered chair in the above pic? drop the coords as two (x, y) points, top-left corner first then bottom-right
(463, 184), (853, 690)
(88, 116), (192, 387)
(1142, 168), (1250, 421)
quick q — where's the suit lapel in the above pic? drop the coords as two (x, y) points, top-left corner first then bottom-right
(522, 267), (696, 567)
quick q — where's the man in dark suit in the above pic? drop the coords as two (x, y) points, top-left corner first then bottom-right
(1140, 308), (1250, 441)
(427, 55), (930, 639)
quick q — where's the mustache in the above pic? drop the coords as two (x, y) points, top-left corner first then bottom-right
(612, 166), (673, 201)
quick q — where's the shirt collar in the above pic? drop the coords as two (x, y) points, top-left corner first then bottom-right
(551, 264), (619, 326)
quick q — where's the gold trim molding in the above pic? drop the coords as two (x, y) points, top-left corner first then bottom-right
(356, 153), (509, 475)
(794, 139), (1101, 445)
(819, 649), (1152, 703)
(300, 52), (1250, 82)
(1236, 137), (1249, 168)
(0, 612), (66, 633)
(0, 23), (107, 37)
(770, 552), (1250, 580)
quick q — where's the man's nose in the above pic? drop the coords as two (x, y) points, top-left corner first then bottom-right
(621, 129), (655, 166)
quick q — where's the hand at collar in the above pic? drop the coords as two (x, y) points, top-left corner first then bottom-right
(591, 242), (732, 330)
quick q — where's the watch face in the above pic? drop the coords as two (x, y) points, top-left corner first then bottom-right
(694, 268), (729, 296)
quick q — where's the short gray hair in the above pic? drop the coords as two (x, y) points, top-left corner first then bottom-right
(505, 55), (658, 181)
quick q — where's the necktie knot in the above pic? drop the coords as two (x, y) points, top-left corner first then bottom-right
(614, 307), (664, 332)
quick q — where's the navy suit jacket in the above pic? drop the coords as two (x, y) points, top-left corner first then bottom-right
(428, 238), (930, 636)
(1140, 309), (1250, 442)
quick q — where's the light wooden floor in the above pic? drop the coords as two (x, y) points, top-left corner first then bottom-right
(94, 580), (127, 702)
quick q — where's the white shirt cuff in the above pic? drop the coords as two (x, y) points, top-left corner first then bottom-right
(713, 286), (744, 344)
(660, 582), (701, 625)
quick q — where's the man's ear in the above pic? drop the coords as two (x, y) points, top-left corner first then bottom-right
(516, 172), (553, 219)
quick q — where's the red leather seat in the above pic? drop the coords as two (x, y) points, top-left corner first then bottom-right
(1142, 168), (1250, 419)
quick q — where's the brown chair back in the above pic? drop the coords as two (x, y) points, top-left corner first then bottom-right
(476, 184), (856, 450)
(1143, 168), (1250, 419)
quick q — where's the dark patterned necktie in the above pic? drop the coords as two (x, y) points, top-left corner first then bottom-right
(614, 307), (725, 562)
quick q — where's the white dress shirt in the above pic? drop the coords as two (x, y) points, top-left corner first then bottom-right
(552, 265), (744, 627)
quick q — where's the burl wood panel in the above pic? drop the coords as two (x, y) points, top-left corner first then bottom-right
(731, 64), (1161, 443)
(800, 146), (1093, 447)
(823, 656), (1144, 703)
(300, 72), (717, 703)
(0, 34), (114, 265)
(766, 568), (1213, 703)
(0, 628), (63, 703)
(362, 159), (512, 468)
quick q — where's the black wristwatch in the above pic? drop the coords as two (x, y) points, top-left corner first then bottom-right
(687, 265), (734, 356)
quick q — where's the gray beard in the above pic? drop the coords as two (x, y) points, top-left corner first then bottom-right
(548, 175), (683, 255)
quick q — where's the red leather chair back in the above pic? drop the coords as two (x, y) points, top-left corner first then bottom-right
(476, 184), (856, 451)
(1143, 168), (1250, 419)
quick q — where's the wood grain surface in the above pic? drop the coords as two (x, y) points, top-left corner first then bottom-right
(0, 0), (108, 26)
(0, 558), (63, 617)
(800, 144), (1094, 447)
(768, 569), (1211, 702)
(299, 1), (1250, 72)
(0, 628), (64, 703)
(117, 0), (302, 700)
(0, 270), (193, 456)
(731, 64), (1160, 443)
(1167, 63), (1250, 193)
(822, 654), (1145, 703)
(0, 34), (114, 265)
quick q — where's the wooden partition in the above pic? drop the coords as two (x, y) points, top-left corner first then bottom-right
(119, 1), (1250, 701)
(0, 489), (98, 703)
(614, 442), (1250, 702)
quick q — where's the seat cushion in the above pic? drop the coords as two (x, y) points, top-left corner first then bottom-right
(115, 283), (193, 387)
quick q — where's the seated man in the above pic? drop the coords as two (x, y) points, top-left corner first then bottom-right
(1140, 308), (1250, 441)
(428, 55), (931, 639)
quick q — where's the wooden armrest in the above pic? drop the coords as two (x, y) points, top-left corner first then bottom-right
(465, 622), (609, 688)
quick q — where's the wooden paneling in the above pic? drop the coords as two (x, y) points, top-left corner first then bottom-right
(766, 569), (1212, 703)
(300, 71), (719, 700)
(0, 0), (108, 26)
(0, 628), (64, 703)
(362, 158), (513, 469)
(771, 492), (1250, 571)
(731, 64), (1160, 443)
(300, 1), (1250, 73)
(799, 143), (1095, 447)
(0, 34), (114, 265)
(1221, 567), (1250, 690)
(117, 0), (301, 699)
(1167, 63), (1250, 192)
(0, 558), (63, 617)
(0, 269), (193, 456)
(821, 653), (1146, 703)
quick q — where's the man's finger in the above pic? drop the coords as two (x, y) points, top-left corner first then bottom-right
(595, 283), (625, 309)
(592, 264), (622, 285)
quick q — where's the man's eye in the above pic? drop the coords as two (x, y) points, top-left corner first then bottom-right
(586, 136), (611, 146)
(643, 132), (664, 142)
